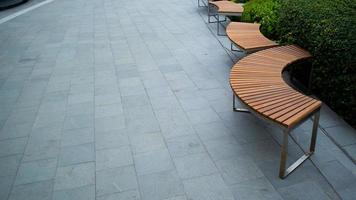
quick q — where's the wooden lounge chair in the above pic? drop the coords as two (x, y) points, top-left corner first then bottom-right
(226, 22), (278, 53)
(208, 1), (244, 35)
(230, 45), (321, 179)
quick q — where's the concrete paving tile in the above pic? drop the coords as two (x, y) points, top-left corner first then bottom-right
(96, 146), (133, 171)
(95, 94), (121, 106)
(344, 144), (356, 162)
(66, 102), (94, 117)
(0, 155), (22, 177)
(0, 176), (14, 200)
(95, 103), (123, 118)
(257, 159), (312, 189)
(23, 126), (61, 161)
(96, 166), (138, 196)
(6, 107), (38, 125)
(59, 143), (95, 166)
(54, 162), (95, 191)
(95, 129), (130, 150)
(124, 105), (156, 121)
(9, 180), (53, 200)
(119, 77), (142, 88)
(129, 132), (166, 154)
(162, 196), (187, 200)
(215, 157), (264, 185)
(174, 153), (218, 179)
(122, 94), (151, 108)
(134, 149), (175, 176)
(53, 185), (95, 200)
(339, 184), (356, 200)
(186, 108), (220, 124)
(146, 86), (174, 99)
(95, 115), (126, 132)
(126, 117), (161, 134)
(194, 121), (232, 141)
(178, 97), (210, 111)
(230, 177), (283, 200)
(150, 96), (181, 111)
(325, 125), (356, 147)
(15, 158), (57, 185)
(0, 122), (33, 140)
(155, 107), (191, 128)
(0, 137), (27, 157)
(97, 190), (140, 200)
(203, 135), (245, 161)
(68, 93), (93, 105)
(138, 170), (184, 200)
(120, 85), (146, 97)
(63, 114), (93, 130)
(61, 128), (94, 147)
(166, 134), (205, 158)
(319, 106), (348, 128)
(183, 174), (235, 200)
(278, 180), (331, 200)
(161, 124), (196, 139)
(319, 160), (356, 191)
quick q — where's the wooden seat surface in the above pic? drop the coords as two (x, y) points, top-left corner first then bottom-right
(209, 1), (244, 13)
(227, 22), (278, 52)
(230, 45), (321, 128)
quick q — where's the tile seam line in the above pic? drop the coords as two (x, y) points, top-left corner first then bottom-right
(0, 0), (56, 25)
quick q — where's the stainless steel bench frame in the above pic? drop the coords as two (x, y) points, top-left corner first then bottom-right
(208, 3), (242, 36)
(198, 0), (208, 7)
(232, 94), (321, 179)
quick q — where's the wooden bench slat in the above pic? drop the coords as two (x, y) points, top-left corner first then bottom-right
(269, 98), (315, 120)
(210, 1), (244, 13)
(230, 45), (319, 128)
(259, 95), (308, 113)
(226, 22), (278, 52)
(275, 100), (319, 122)
(263, 98), (313, 117)
(245, 91), (300, 105)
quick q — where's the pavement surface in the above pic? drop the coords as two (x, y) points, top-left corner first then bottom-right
(0, 0), (355, 200)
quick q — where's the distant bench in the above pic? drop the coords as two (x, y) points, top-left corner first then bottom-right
(198, 0), (227, 7)
(230, 45), (322, 178)
(226, 22), (278, 53)
(208, 1), (244, 35)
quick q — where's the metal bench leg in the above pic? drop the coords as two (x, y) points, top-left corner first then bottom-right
(310, 109), (320, 152)
(231, 43), (243, 52)
(233, 94), (250, 113)
(279, 109), (320, 179)
(198, 0), (207, 7)
(208, 4), (213, 23)
(217, 15), (227, 36)
(279, 129), (289, 178)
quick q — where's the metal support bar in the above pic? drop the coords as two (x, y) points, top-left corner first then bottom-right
(233, 94), (250, 113)
(279, 129), (290, 178)
(309, 109), (320, 152)
(198, 0), (207, 7)
(207, 3), (213, 23)
(278, 109), (320, 179)
(231, 42), (243, 52)
(217, 14), (227, 36)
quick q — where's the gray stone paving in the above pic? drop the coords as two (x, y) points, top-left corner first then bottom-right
(0, 0), (355, 200)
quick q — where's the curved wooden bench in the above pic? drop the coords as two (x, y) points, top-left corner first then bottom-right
(230, 45), (321, 178)
(208, 1), (244, 35)
(226, 22), (278, 53)
(198, 0), (227, 8)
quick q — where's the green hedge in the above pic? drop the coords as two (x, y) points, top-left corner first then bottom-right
(277, 0), (356, 126)
(239, 0), (280, 39)
(238, 0), (356, 126)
